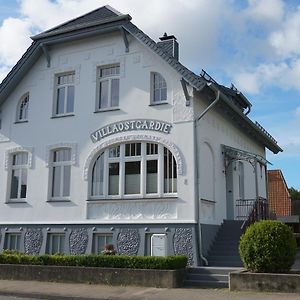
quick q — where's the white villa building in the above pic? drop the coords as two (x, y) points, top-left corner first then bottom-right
(0, 6), (281, 266)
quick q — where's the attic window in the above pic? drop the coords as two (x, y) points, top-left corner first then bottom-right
(54, 72), (75, 117)
(16, 93), (29, 122)
(96, 64), (120, 111)
(151, 73), (167, 104)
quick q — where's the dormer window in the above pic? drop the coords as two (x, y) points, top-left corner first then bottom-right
(54, 72), (75, 117)
(151, 73), (167, 104)
(16, 93), (29, 122)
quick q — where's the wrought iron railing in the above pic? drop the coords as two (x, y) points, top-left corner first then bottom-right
(236, 197), (270, 231)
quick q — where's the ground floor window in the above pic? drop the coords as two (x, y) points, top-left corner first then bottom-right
(46, 233), (65, 254)
(4, 233), (21, 251)
(92, 233), (113, 254)
(90, 142), (177, 199)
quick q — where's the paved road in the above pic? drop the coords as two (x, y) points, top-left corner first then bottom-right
(0, 281), (300, 300)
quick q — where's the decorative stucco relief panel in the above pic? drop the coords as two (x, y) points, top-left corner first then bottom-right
(173, 227), (194, 265)
(87, 200), (177, 220)
(117, 229), (140, 256)
(69, 228), (89, 255)
(24, 229), (43, 255)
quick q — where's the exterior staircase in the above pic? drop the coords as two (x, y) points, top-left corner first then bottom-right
(207, 220), (244, 267)
(184, 220), (244, 288)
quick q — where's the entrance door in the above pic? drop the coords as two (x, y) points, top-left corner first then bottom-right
(226, 163), (234, 220)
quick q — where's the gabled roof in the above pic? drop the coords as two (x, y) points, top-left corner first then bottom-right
(0, 5), (282, 154)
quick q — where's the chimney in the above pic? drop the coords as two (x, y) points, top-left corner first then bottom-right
(157, 33), (179, 60)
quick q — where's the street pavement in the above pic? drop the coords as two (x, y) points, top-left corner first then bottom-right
(0, 280), (299, 300)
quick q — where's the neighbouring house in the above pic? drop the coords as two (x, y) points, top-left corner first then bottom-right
(0, 5), (282, 266)
(267, 170), (292, 217)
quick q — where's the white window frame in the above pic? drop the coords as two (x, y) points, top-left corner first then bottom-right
(53, 72), (75, 117)
(46, 233), (65, 254)
(48, 148), (72, 201)
(7, 152), (29, 203)
(89, 142), (177, 200)
(96, 64), (120, 111)
(4, 233), (22, 251)
(16, 93), (29, 122)
(150, 72), (168, 104)
(92, 233), (113, 254)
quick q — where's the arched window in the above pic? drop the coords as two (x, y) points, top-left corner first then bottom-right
(151, 73), (167, 104)
(90, 142), (177, 199)
(17, 93), (29, 122)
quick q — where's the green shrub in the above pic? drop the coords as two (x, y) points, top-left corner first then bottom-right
(0, 252), (187, 270)
(239, 220), (297, 273)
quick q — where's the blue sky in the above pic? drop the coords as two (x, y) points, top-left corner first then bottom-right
(0, 0), (299, 190)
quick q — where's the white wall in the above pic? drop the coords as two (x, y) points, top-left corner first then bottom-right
(0, 32), (198, 224)
(194, 92), (267, 225)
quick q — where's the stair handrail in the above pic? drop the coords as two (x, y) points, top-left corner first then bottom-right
(237, 197), (268, 231)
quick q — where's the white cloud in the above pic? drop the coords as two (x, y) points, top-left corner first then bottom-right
(0, 17), (32, 66)
(269, 6), (300, 58)
(246, 0), (284, 24)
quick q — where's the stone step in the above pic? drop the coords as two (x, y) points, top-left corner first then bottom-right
(208, 250), (240, 256)
(186, 273), (228, 282)
(187, 266), (241, 275)
(183, 279), (228, 288)
(208, 260), (243, 267)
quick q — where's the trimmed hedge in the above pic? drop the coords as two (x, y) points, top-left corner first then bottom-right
(239, 220), (297, 273)
(0, 251), (187, 270)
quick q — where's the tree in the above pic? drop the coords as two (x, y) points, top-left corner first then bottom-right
(289, 187), (300, 201)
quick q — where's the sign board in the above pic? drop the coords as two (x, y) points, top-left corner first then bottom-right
(151, 234), (167, 256)
(90, 119), (172, 143)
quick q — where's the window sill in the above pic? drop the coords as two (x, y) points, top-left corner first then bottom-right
(94, 107), (120, 113)
(6, 200), (27, 204)
(51, 114), (75, 119)
(149, 102), (169, 106)
(47, 199), (71, 203)
(87, 196), (178, 203)
(14, 120), (28, 124)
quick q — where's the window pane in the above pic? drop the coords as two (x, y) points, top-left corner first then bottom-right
(94, 234), (113, 253)
(19, 96), (29, 120)
(161, 87), (167, 101)
(109, 146), (120, 158)
(111, 78), (119, 107)
(92, 154), (104, 196)
(5, 234), (21, 251)
(54, 149), (71, 162)
(153, 89), (160, 102)
(10, 169), (19, 199)
(125, 143), (141, 156)
(52, 166), (61, 197)
(99, 80), (109, 109)
(147, 143), (158, 155)
(146, 160), (158, 193)
(66, 85), (74, 113)
(164, 148), (177, 193)
(109, 162), (119, 195)
(125, 161), (141, 194)
(13, 153), (28, 166)
(20, 168), (27, 198)
(63, 165), (71, 197)
(56, 87), (65, 114)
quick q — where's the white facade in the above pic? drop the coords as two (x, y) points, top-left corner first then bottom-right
(0, 6), (281, 265)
